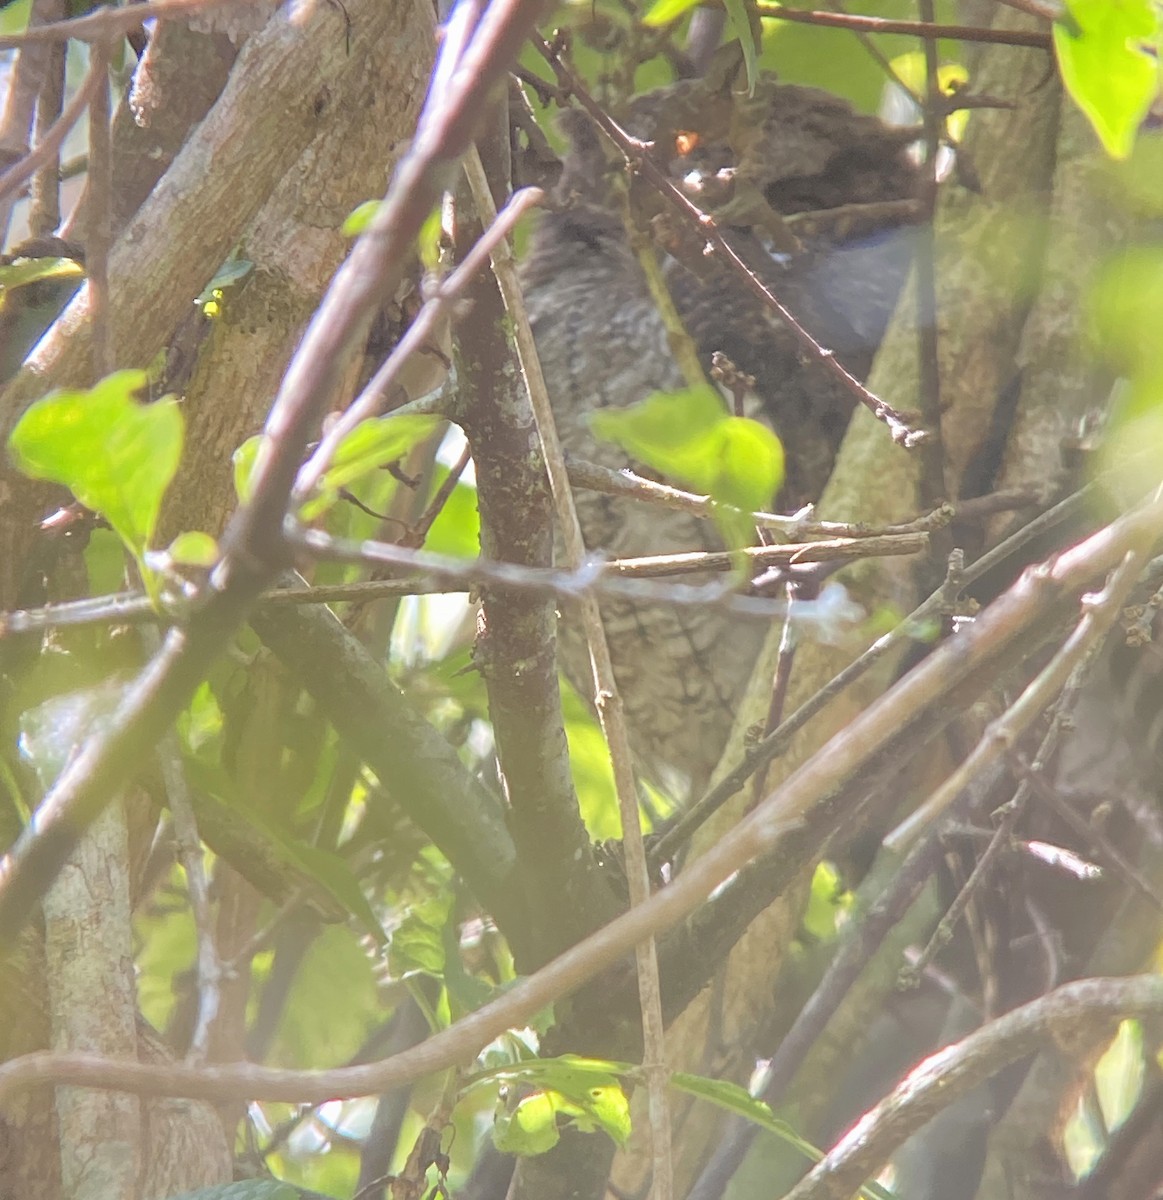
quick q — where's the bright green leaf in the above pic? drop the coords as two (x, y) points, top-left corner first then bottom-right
(232, 434), (262, 503)
(418, 204), (444, 270)
(165, 530), (220, 568)
(590, 386), (784, 543)
(342, 199), (382, 237)
(1095, 1019), (1144, 1130)
(300, 413), (439, 519)
(486, 1058), (633, 1155)
(1054, 0), (1158, 159)
(9, 369), (183, 564)
(708, 415), (785, 514)
(469, 1053), (637, 1092)
(493, 1090), (560, 1156)
(558, 1082), (632, 1146)
(642, 0), (701, 27)
(591, 385), (726, 471)
(0, 255), (84, 295)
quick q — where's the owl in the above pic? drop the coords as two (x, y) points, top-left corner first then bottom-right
(520, 70), (920, 794)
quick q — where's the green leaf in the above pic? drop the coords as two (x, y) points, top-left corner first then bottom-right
(556, 1082), (631, 1146)
(642, 0), (701, 27)
(468, 1053), (637, 1092)
(165, 530), (220, 568)
(232, 433), (262, 503)
(723, 0), (758, 95)
(709, 415), (785, 513)
(418, 204), (444, 270)
(670, 1074), (894, 1200)
(1053, 0), (1158, 159)
(342, 199), (382, 236)
(590, 385), (784, 541)
(0, 254), (84, 295)
(299, 413), (439, 519)
(493, 1090), (561, 1155)
(487, 1056), (633, 1155)
(390, 890), (455, 979)
(8, 370), (183, 567)
(671, 1073), (807, 1147)
(422, 476), (480, 558)
(591, 384), (725, 468)
(194, 257), (253, 309)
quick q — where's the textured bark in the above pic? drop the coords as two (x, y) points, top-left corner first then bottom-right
(0, 0), (425, 607)
(158, 0), (432, 544)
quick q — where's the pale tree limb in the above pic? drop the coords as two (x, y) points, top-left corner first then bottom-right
(782, 977), (1163, 1200)
(0, 0), (271, 50)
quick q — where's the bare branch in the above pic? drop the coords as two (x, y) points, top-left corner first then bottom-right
(783, 977), (1159, 1200)
(0, 0), (271, 50)
(754, 4), (1052, 48)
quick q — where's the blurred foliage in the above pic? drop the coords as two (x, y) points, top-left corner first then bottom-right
(1053, 0), (1158, 160)
(8, 369), (184, 599)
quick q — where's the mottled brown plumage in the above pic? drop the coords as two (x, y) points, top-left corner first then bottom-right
(521, 73), (920, 792)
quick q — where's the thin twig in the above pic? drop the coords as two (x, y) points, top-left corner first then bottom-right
(750, 579), (799, 806)
(158, 736), (223, 1063)
(0, 0), (548, 941)
(650, 550), (967, 866)
(782, 977), (1162, 1200)
(0, 58), (102, 204)
(566, 460), (1038, 537)
(289, 522), (915, 620)
(85, 39), (114, 377)
(0, 0), (62, 242)
(1014, 758), (1163, 914)
(992, 0), (1060, 22)
(405, 442), (472, 548)
(27, 29), (65, 238)
(753, 4), (1053, 48)
(0, 0), (271, 49)
(914, 0), (946, 508)
(901, 645), (1104, 982)
(821, 0), (917, 105)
